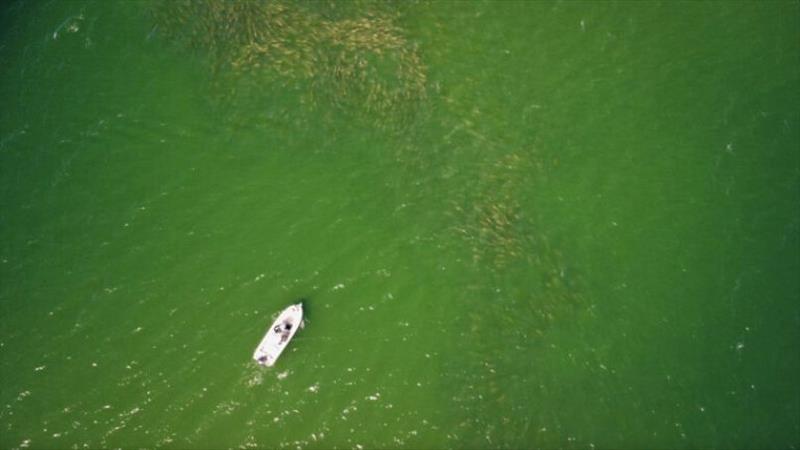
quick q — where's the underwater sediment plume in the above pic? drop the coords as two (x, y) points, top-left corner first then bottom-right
(150, 0), (428, 130)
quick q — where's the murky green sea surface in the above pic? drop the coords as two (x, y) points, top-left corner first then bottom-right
(1, 1), (798, 449)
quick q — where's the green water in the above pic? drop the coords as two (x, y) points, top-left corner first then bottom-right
(1, 1), (798, 449)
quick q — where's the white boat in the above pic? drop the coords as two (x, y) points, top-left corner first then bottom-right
(253, 303), (303, 366)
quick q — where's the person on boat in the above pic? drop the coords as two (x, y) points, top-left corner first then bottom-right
(279, 322), (293, 344)
(274, 322), (293, 333)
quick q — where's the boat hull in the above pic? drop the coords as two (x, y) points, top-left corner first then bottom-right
(253, 303), (303, 366)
